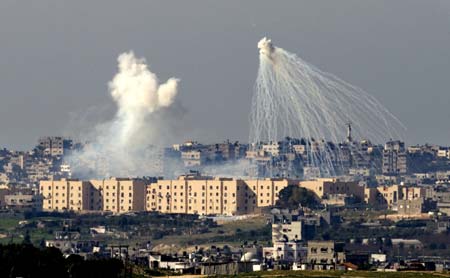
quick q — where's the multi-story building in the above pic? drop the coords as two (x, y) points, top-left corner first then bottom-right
(272, 221), (303, 243)
(307, 240), (345, 268)
(90, 178), (146, 213)
(40, 179), (89, 211)
(402, 186), (426, 200)
(364, 185), (403, 209)
(146, 174), (295, 215)
(299, 178), (365, 201)
(38, 136), (73, 157)
(40, 178), (146, 213)
(382, 140), (407, 176)
(181, 150), (206, 167)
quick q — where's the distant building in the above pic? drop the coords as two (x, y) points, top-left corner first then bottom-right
(38, 136), (73, 157)
(263, 241), (306, 262)
(40, 178), (146, 213)
(272, 221), (303, 243)
(299, 178), (365, 201)
(397, 198), (424, 215)
(5, 193), (42, 211)
(365, 185), (402, 209)
(146, 174), (296, 215)
(382, 140), (407, 176)
(306, 240), (345, 269)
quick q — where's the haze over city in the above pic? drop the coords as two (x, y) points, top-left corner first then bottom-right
(2, 2), (450, 277)
(1, 0), (450, 150)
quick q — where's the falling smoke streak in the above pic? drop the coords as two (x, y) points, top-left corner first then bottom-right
(250, 37), (406, 176)
(68, 51), (180, 178)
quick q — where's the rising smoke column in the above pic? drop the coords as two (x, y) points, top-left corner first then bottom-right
(250, 37), (405, 175)
(69, 51), (179, 178)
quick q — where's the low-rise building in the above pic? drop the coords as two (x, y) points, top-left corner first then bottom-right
(306, 240), (345, 269)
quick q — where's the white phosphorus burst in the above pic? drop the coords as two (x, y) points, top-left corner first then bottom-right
(250, 37), (406, 175)
(68, 51), (179, 178)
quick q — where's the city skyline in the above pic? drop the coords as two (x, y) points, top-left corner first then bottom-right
(1, 0), (450, 150)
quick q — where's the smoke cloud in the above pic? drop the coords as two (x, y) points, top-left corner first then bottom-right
(68, 51), (180, 178)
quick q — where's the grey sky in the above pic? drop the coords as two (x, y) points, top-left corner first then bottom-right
(1, 0), (449, 150)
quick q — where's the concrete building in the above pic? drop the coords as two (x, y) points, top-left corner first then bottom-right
(40, 178), (146, 213)
(181, 150), (206, 167)
(402, 186), (427, 200)
(299, 179), (365, 201)
(307, 241), (345, 269)
(365, 185), (403, 209)
(146, 174), (295, 215)
(263, 241), (306, 262)
(40, 179), (88, 211)
(271, 221), (303, 243)
(397, 198), (424, 215)
(38, 136), (73, 157)
(382, 140), (407, 176)
(5, 193), (42, 211)
(90, 178), (146, 213)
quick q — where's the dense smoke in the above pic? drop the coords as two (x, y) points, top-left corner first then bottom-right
(68, 51), (180, 178)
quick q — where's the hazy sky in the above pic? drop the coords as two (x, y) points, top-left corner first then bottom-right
(1, 0), (449, 150)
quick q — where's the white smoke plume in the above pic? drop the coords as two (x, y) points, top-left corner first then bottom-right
(68, 51), (180, 178)
(250, 37), (406, 176)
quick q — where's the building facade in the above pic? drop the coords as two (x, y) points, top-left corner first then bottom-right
(146, 174), (295, 215)
(382, 140), (407, 176)
(40, 178), (146, 213)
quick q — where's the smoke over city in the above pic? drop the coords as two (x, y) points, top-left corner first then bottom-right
(68, 51), (180, 178)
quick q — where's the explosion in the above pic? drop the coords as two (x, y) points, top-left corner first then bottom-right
(69, 51), (179, 178)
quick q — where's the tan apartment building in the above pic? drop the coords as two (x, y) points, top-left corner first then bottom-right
(40, 179), (90, 211)
(364, 184), (403, 209)
(402, 186), (426, 200)
(40, 178), (146, 213)
(299, 178), (365, 201)
(146, 174), (295, 216)
(90, 178), (146, 213)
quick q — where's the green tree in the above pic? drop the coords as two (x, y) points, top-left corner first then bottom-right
(276, 185), (320, 209)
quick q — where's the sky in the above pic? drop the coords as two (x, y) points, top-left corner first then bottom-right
(0, 0), (449, 150)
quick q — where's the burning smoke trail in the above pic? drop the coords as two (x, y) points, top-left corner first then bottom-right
(250, 37), (406, 176)
(68, 51), (180, 178)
